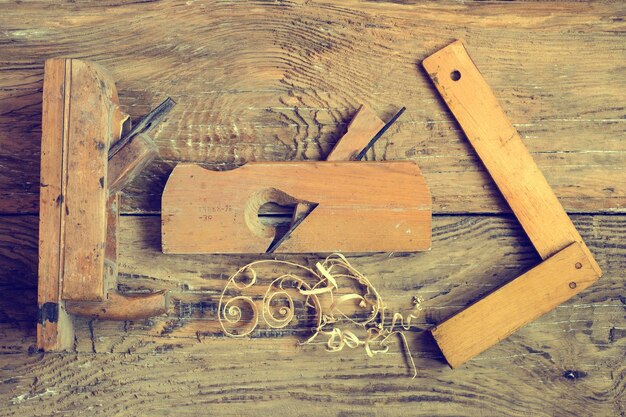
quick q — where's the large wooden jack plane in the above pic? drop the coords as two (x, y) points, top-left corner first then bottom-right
(37, 59), (173, 351)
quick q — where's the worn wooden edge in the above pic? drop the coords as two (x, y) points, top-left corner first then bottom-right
(37, 58), (74, 351)
(104, 193), (119, 293)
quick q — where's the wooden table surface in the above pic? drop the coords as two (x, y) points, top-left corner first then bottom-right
(1, 1), (624, 416)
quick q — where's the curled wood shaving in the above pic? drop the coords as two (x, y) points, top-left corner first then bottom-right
(218, 254), (423, 378)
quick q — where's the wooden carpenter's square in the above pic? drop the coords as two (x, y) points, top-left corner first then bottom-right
(423, 40), (603, 368)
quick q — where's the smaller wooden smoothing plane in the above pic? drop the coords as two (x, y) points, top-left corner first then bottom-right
(162, 106), (432, 254)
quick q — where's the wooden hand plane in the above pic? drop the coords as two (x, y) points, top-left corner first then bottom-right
(162, 161), (432, 254)
(38, 58), (173, 351)
(161, 102), (432, 255)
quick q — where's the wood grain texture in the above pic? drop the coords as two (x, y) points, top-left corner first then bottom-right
(0, 0), (624, 415)
(104, 194), (119, 293)
(0, 0), (624, 214)
(162, 161), (431, 253)
(0, 214), (624, 416)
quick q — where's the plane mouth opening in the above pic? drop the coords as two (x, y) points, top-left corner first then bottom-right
(265, 203), (318, 254)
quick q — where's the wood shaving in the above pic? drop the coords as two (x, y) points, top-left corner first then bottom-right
(218, 253), (423, 378)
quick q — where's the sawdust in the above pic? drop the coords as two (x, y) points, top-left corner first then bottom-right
(218, 253), (423, 378)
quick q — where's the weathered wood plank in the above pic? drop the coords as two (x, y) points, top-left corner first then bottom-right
(0, 212), (624, 414)
(2, 150), (623, 215)
(0, 0), (624, 214)
(0, 319), (624, 417)
(0, 1), (624, 415)
(1, 214), (623, 343)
